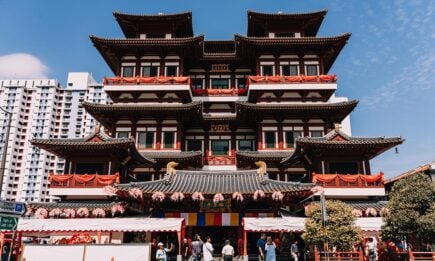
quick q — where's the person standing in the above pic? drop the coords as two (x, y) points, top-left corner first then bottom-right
(221, 239), (235, 261)
(203, 236), (214, 261)
(181, 238), (190, 261)
(156, 242), (173, 261)
(291, 240), (299, 261)
(366, 237), (377, 261)
(257, 233), (267, 260)
(191, 234), (203, 261)
(265, 236), (277, 261)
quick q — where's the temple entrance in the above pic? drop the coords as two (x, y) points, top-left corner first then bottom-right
(190, 226), (241, 254)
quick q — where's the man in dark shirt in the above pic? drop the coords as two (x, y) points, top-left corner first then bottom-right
(257, 233), (266, 260)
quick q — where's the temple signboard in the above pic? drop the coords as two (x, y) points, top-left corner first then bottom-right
(200, 199), (231, 212)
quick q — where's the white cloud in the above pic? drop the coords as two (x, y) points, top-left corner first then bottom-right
(0, 53), (49, 79)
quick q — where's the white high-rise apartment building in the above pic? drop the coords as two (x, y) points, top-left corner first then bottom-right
(0, 72), (108, 202)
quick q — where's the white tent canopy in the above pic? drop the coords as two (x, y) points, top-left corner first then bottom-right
(16, 217), (184, 233)
(243, 216), (383, 232)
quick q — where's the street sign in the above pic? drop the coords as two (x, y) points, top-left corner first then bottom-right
(0, 200), (25, 215)
(0, 214), (18, 230)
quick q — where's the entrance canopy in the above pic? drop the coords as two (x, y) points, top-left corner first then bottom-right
(16, 217), (184, 234)
(243, 216), (383, 233)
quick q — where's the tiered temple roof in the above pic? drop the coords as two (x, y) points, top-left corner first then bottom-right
(282, 128), (404, 165)
(247, 10), (328, 37)
(90, 35), (204, 73)
(30, 127), (155, 166)
(236, 100), (358, 122)
(83, 101), (203, 128)
(114, 11), (194, 38)
(115, 169), (314, 195)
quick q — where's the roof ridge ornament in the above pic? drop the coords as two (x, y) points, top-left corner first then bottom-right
(167, 161), (178, 175)
(255, 161), (267, 175)
(334, 123), (340, 132)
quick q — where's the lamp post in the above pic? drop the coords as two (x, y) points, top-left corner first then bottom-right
(0, 106), (12, 199)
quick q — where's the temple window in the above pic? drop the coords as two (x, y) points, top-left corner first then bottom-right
(141, 63), (159, 77)
(186, 139), (202, 151)
(304, 62), (319, 76)
(280, 62), (299, 76)
(260, 62), (275, 76)
(191, 78), (204, 90)
(162, 130), (176, 149)
(264, 131), (277, 149)
(137, 130), (155, 149)
(238, 140), (254, 151)
(211, 140), (230, 155)
(236, 77), (248, 89)
(284, 130), (302, 148)
(121, 65), (135, 77)
(116, 131), (130, 138)
(165, 63), (179, 76)
(210, 78), (230, 89)
(310, 130), (323, 137)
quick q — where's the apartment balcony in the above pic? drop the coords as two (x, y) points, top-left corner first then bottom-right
(49, 173), (119, 198)
(312, 172), (385, 198)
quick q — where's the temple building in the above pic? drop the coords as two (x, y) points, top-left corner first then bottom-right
(14, 10), (403, 258)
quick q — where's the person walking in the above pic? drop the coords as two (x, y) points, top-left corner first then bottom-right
(203, 236), (214, 261)
(265, 236), (277, 261)
(222, 239), (235, 261)
(191, 234), (203, 261)
(366, 237), (377, 261)
(257, 233), (267, 260)
(291, 240), (299, 261)
(156, 242), (173, 261)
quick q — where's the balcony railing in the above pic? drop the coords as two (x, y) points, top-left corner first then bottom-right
(49, 173), (119, 188)
(312, 172), (384, 188)
(103, 76), (190, 85)
(191, 88), (248, 96)
(204, 156), (236, 165)
(248, 74), (337, 84)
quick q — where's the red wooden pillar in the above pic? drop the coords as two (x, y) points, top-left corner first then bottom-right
(0, 232), (4, 257)
(156, 120), (162, 150)
(243, 230), (248, 256)
(277, 121), (284, 150)
(176, 123), (182, 150)
(257, 124), (263, 150)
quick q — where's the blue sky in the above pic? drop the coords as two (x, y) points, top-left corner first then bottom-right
(0, 0), (434, 177)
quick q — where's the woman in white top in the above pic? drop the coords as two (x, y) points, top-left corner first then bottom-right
(221, 240), (235, 261)
(155, 242), (173, 261)
(203, 236), (214, 261)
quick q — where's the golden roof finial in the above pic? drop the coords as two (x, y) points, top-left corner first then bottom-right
(167, 161), (179, 175)
(334, 123), (341, 132)
(255, 161), (267, 175)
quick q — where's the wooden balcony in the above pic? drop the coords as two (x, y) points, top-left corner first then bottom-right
(49, 173), (119, 188)
(191, 88), (248, 96)
(249, 74), (337, 84)
(312, 172), (384, 188)
(103, 76), (190, 85)
(204, 156), (236, 165)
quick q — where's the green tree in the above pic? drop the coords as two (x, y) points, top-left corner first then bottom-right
(382, 173), (435, 243)
(303, 200), (362, 251)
